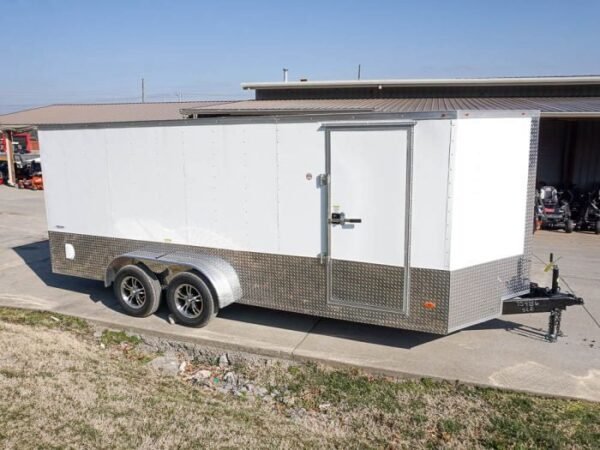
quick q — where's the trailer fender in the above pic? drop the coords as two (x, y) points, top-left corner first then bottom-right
(105, 250), (242, 309)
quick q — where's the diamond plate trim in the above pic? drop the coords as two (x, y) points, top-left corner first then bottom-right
(49, 231), (451, 334)
(330, 260), (404, 311)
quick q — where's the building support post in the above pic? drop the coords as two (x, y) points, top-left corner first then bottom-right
(4, 130), (16, 186)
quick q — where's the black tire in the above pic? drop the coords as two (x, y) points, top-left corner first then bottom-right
(565, 219), (575, 233)
(166, 272), (215, 327)
(595, 221), (600, 235)
(113, 264), (162, 317)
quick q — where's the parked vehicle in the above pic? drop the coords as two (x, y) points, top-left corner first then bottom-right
(538, 185), (575, 233)
(15, 155), (44, 190)
(0, 161), (9, 186)
(572, 188), (600, 234)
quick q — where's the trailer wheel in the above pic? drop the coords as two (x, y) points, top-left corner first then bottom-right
(565, 219), (575, 233)
(166, 272), (215, 327)
(113, 264), (162, 317)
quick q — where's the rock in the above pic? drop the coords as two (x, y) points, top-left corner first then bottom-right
(167, 315), (176, 325)
(93, 330), (103, 338)
(148, 355), (180, 377)
(245, 383), (255, 393)
(99, 343), (106, 349)
(255, 387), (268, 397)
(218, 354), (229, 368)
(289, 407), (307, 419)
(283, 396), (295, 406)
(178, 361), (187, 373)
(217, 384), (234, 394)
(223, 371), (237, 385)
(319, 403), (331, 411)
(192, 369), (212, 380)
(192, 378), (211, 388)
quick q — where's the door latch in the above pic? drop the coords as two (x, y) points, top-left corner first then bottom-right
(329, 212), (362, 225)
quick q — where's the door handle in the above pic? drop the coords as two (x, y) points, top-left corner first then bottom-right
(329, 212), (362, 225)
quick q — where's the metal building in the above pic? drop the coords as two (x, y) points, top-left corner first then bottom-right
(181, 76), (600, 191)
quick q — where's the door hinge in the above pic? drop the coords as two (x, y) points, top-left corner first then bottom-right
(317, 173), (329, 186)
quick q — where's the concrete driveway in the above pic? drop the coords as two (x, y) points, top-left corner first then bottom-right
(1, 187), (599, 401)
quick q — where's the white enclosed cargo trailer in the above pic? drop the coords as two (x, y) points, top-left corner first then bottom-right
(40, 110), (566, 334)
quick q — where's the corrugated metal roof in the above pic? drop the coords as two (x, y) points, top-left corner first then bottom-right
(182, 97), (600, 117)
(242, 76), (600, 90)
(0, 101), (232, 127)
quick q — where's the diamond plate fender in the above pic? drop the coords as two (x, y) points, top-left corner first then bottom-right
(105, 249), (243, 308)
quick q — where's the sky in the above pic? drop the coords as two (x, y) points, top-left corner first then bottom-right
(1, 0), (599, 113)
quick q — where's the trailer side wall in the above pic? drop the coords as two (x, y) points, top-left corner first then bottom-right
(40, 113), (537, 334)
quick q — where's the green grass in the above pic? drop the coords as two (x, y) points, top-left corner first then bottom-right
(477, 388), (600, 449)
(0, 307), (89, 334)
(266, 363), (600, 448)
(100, 330), (141, 347)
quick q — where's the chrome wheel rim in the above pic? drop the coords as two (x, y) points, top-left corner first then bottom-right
(174, 284), (204, 319)
(120, 276), (146, 309)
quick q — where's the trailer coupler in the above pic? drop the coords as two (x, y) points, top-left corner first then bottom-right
(502, 254), (584, 342)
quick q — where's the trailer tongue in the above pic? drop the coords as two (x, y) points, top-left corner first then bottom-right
(502, 254), (584, 342)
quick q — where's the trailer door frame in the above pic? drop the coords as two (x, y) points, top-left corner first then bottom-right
(322, 122), (415, 316)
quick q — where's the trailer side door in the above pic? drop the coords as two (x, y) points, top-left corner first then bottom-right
(325, 123), (413, 314)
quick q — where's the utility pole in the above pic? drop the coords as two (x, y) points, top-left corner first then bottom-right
(357, 64), (361, 80)
(141, 78), (145, 103)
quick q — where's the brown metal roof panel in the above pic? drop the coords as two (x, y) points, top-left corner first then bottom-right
(182, 97), (600, 117)
(0, 101), (233, 126)
(182, 99), (379, 115)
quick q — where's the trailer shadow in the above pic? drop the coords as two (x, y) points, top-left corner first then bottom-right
(12, 240), (550, 348)
(11, 239), (119, 308)
(467, 318), (551, 342)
